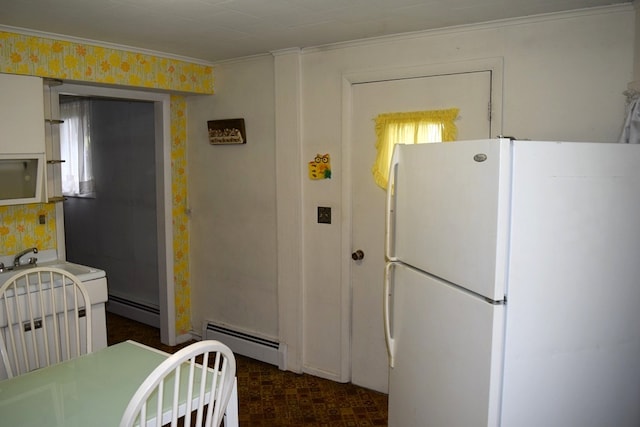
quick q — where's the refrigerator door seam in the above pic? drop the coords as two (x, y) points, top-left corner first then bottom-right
(409, 263), (507, 305)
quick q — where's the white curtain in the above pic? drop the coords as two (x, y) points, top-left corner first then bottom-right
(60, 100), (95, 196)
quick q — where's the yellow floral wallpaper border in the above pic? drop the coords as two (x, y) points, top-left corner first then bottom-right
(0, 31), (213, 94)
(0, 30), (205, 336)
(171, 96), (191, 335)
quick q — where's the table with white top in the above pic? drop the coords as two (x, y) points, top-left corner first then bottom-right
(0, 340), (239, 427)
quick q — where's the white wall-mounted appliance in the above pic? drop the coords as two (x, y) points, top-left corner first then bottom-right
(384, 138), (640, 426)
(0, 73), (46, 206)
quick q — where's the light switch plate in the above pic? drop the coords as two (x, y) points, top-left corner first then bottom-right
(318, 206), (331, 224)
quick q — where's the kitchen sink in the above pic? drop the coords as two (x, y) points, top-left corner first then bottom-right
(0, 259), (105, 285)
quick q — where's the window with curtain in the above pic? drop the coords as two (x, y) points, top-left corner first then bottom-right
(59, 99), (95, 197)
(371, 108), (459, 189)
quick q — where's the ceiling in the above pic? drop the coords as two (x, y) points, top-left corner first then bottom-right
(0, 0), (632, 63)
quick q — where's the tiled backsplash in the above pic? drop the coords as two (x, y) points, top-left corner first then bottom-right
(0, 203), (56, 257)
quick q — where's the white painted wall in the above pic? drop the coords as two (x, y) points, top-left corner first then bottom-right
(300, 6), (634, 380)
(186, 5), (636, 381)
(187, 55), (279, 341)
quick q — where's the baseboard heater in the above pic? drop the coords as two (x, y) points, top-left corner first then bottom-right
(203, 321), (284, 369)
(107, 294), (160, 328)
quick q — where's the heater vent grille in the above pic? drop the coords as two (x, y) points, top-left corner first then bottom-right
(203, 322), (284, 369)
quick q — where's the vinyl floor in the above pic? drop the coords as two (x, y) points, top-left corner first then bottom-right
(107, 312), (389, 426)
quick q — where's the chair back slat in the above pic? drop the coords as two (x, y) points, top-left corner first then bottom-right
(195, 352), (209, 426)
(185, 358), (195, 427)
(36, 276), (51, 367)
(47, 271), (60, 364)
(155, 381), (164, 427)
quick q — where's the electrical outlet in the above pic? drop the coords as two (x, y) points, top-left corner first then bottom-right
(318, 206), (331, 224)
(24, 318), (42, 332)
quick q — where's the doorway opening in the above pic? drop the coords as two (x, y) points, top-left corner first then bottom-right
(51, 83), (176, 345)
(60, 95), (160, 327)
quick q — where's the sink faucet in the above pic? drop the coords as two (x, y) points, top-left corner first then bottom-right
(14, 247), (38, 267)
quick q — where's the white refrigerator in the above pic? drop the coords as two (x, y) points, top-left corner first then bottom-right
(384, 138), (640, 427)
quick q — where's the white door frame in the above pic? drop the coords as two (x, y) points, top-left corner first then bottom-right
(52, 83), (176, 345)
(340, 57), (504, 381)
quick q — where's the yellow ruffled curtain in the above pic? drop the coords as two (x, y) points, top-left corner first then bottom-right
(371, 108), (459, 189)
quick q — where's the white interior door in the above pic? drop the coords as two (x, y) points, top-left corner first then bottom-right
(350, 70), (493, 393)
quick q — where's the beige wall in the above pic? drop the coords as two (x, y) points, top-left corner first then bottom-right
(186, 5), (636, 381)
(187, 55), (278, 341)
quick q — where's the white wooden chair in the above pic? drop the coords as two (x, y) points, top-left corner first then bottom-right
(0, 267), (92, 379)
(120, 340), (237, 427)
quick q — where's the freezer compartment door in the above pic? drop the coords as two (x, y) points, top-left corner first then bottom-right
(387, 140), (511, 301)
(387, 263), (504, 427)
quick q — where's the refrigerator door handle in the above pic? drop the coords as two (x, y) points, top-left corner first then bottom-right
(385, 147), (400, 262)
(384, 262), (395, 368)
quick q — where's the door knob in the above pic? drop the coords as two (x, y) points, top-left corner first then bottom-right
(351, 250), (365, 261)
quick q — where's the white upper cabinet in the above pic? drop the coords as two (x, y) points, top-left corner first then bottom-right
(0, 73), (45, 154)
(0, 73), (46, 205)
